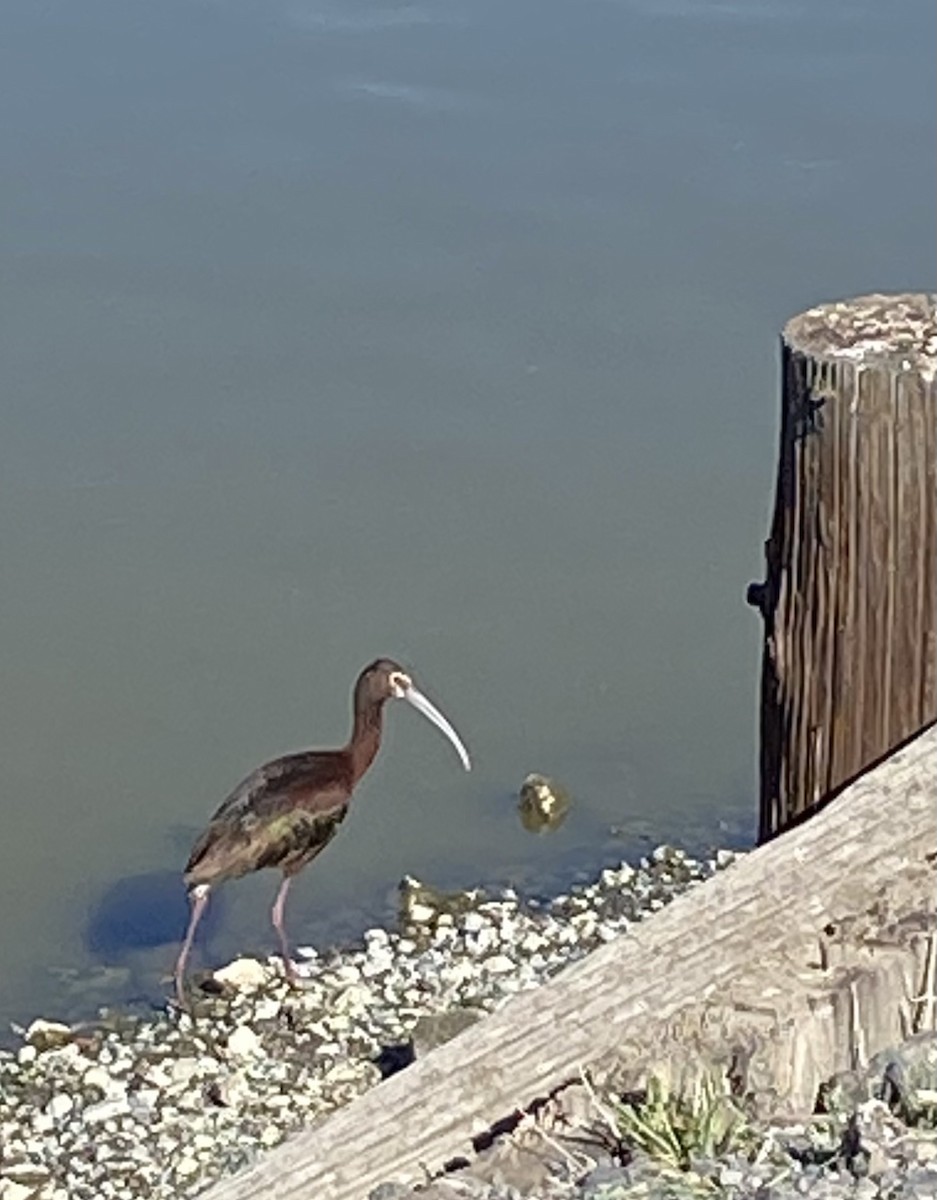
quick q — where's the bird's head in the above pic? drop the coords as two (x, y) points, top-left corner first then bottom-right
(357, 658), (471, 770)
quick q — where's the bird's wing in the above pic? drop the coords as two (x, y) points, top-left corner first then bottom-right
(206, 750), (351, 824)
(184, 751), (353, 884)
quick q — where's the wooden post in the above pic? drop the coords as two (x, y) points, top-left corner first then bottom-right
(749, 292), (937, 842)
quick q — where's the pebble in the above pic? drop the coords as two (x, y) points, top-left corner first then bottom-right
(226, 1025), (264, 1059)
(83, 1097), (130, 1124)
(24, 1020), (73, 1050)
(213, 958), (269, 992)
(44, 1094), (73, 1121)
(1, 1183), (37, 1200)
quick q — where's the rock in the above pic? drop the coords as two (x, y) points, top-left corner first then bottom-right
(0, 1181), (38, 1200)
(332, 984), (373, 1016)
(24, 1020), (74, 1051)
(226, 1025), (263, 1059)
(207, 1069), (251, 1110)
(44, 1093), (73, 1121)
(82, 1065), (120, 1095)
(83, 1096), (130, 1124)
(369, 1185), (412, 1200)
(398, 876), (479, 927)
(128, 1086), (160, 1117)
(252, 998), (281, 1022)
(2, 1163), (50, 1184)
(518, 772), (571, 833)
(260, 1124), (282, 1148)
(213, 958), (269, 992)
(169, 1057), (201, 1085)
(175, 1155), (200, 1178)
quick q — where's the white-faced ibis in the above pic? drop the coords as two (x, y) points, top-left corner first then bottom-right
(174, 658), (470, 1004)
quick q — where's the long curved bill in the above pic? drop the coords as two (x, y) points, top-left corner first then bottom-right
(403, 684), (472, 771)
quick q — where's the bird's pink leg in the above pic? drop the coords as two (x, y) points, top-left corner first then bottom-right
(174, 885), (210, 1007)
(271, 875), (299, 985)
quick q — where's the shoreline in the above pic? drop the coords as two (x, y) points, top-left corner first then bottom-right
(2, 839), (933, 1200)
(0, 845), (730, 1200)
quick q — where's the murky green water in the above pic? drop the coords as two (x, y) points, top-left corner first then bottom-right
(0, 0), (932, 1027)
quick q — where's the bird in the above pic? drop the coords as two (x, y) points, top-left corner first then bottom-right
(173, 658), (471, 1005)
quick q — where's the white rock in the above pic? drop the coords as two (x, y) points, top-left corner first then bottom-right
(2, 1163), (50, 1183)
(483, 954), (516, 975)
(43, 1042), (83, 1068)
(213, 957), (269, 991)
(226, 1025), (263, 1059)
(129, 1085), (160, 1113)
(0, 1181), (37, 1200)
(332, 984), (372, 1016)
(252, 998), (280, 1022)
(520, 932), (545, 953)
(82, 1065), (113, 1091)
(175, 1155), (200, 1178)
(142, 1063), (172, 1089)
(212, 1070), (251, 1109)
(169, 1057), (200, 1085)
(83, 1097), (130, 1124)
(323, 1061), (364, 1085)
(44, 1093), (73, 1121)
(16, 1045), (37, 1066)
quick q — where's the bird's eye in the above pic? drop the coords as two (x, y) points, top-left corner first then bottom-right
(388, 671), (410, 697)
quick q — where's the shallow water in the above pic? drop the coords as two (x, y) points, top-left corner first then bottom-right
(0, 0), (932, 1027)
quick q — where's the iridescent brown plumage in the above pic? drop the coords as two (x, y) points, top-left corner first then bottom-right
(173, 659), (471, 1005)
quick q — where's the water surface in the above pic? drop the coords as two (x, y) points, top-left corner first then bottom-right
(0, 0), (933, 1026)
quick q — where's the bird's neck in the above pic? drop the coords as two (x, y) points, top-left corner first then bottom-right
(347, 698), (385, 784)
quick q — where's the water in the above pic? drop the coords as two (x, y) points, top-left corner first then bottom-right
(0, 0), (932, 1028)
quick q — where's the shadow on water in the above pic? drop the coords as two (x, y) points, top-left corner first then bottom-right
(84, 869), (224, 960)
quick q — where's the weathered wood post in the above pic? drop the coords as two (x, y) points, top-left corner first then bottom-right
(749, 292), (937, 842)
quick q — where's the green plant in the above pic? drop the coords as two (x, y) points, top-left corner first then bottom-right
(615, 1070), (757, 1170)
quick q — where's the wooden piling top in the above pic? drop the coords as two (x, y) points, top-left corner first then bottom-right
(784, 292), (937, 377)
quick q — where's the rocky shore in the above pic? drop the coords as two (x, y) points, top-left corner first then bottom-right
(372, 1032), (937, 1200)
(0, 845), (934, 1200)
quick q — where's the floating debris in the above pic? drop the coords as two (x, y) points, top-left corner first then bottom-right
(518, 772), (571, 833)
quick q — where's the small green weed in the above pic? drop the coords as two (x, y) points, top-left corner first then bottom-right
(615, 1070), (758, 1170)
